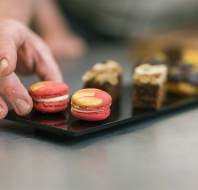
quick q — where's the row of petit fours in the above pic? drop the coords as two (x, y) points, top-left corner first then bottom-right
(81, 52), (198, 111)
(28, 51), (198, 120)
(28, 60), (122, 121)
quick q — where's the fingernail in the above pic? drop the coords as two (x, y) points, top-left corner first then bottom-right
(15, 99), (31, 115)
(0, 58), (8, 76)
(0, 105), (5, 119)
(0, 105), (3, 114)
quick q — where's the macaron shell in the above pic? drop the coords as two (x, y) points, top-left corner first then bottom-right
(29, 81), (69, 99)
(71, 107), (110, 121)
(34, 100), (68, 113)
(71, 88), (112, 121)
(72, 88), (112, 108)
(29, 81), (69, 113)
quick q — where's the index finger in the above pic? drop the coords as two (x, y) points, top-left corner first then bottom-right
(30, 33), (63, 82)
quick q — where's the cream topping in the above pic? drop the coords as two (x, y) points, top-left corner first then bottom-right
(93, 60), (123, 74)
(133, 64), (168, 84)
(82, 60), (123, 85)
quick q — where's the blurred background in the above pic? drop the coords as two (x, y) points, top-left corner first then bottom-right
(47, 0), (198, 60)
(59, 0), (198, 40)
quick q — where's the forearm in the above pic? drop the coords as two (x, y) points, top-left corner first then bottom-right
(0, 0), (35, 24)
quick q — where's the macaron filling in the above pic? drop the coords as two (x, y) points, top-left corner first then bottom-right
(33, 94), (69, 103)
(71, 106), (107, 113)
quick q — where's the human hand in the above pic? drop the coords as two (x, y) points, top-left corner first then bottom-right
(0, 19), (63, 119)
(33, 0), (86, 60)
(44, 32), (86, 60)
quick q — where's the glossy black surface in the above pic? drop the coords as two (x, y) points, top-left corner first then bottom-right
(5, 84), (198, 137)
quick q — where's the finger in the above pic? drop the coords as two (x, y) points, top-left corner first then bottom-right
(0, 20), (26, 77)
(31, 33), (63, 82)
(0, 37), (17, 77)
(47, 34), (87, 61)
(0, 96), (8, 119)
(0, 72), (33, 116)
(62, 35), (86, 58)
(16, 41), (35, 75)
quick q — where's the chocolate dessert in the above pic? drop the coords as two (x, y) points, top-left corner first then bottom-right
(163, 47), (198, 95)
(163, 45), (182, 63)
(82, 60), (123, 102)
(133, 64), (168, 110)
(183, 48), (198, 67)
(167, 63), (198, 96)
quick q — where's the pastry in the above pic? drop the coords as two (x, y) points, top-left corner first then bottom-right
(167, 63), (198, 96)
(71, 88), (112, 121)
(82, 60), (122, 102)
(163, 45), (182, 63)
(182, 48), (198, 67)
(29, 81), (69, 113)
(137, 50), (198, 96)
(133, 64), (168, 110)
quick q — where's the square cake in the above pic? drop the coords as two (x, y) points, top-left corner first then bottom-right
(133, 64), (168, 110)
(82, 60), (123, 102)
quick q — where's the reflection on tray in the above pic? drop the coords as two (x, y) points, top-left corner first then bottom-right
(132, 93), (191, 116)
(27, 97), (122, 132)
(30, 111), (69, 130)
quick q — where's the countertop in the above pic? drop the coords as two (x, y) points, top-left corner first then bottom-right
(0, 44), (198, 190)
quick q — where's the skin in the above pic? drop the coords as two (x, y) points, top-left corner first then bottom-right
(0, 19), (63, 118)
(34, 0), (86, 60)
(0, 0), (85, 119)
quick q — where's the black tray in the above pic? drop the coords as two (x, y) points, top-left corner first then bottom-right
(5, 85), (198, 137)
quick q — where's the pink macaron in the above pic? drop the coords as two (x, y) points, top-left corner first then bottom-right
(71, 88), (112, 121)
(29, 81), (69, 113)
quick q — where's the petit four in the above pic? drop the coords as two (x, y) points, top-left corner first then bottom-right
(82, 60), (122, 102)
(29, 81), (69, 113)
(71, 88), (112, 121)
(133, 64), (168, 110)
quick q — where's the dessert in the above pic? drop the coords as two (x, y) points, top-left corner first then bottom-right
(82, 60), (122, 102)
(163, 45), (182, 63)
(164, 48), (198, 96)
(167, 63), (198, 96)
(29, 81), (69, 113)
(183, 48), (198, 67)
(133, 64), (168, 110)
(71, 88), (112, 121)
